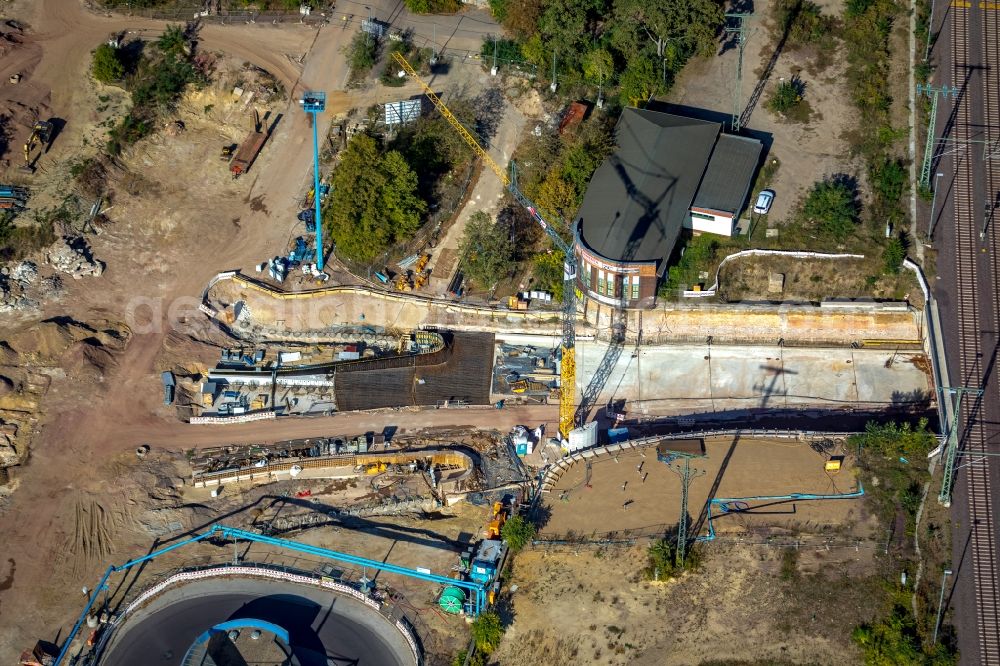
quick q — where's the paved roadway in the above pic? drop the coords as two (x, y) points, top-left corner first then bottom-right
(929, 0), (1000, 661)
(99, 577), (413, 666)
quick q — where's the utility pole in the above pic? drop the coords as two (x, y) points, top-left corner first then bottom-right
(938, 386), (983, 506)
(982, 193), (999, 241)
(666, 455), (705, 566)
(933, 568), (953, 643)
(491, 34), (498, 76)
(299, 91), (327, 271)
(550, 50), (558, 93)
(725, 12), (752, 132)
(917, 83), (958, 190)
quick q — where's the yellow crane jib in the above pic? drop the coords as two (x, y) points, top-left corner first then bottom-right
(392, 51), (578, 439)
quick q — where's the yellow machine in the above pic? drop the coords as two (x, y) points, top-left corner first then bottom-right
(21, 120), (54, 173)
(392, 52), (577, 438)
(510, 380), (528, 393)
(486, 500), (509, 539)
(366, 462), (387, 475)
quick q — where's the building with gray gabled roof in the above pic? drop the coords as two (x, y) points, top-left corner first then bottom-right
(573, 107), (762, 309)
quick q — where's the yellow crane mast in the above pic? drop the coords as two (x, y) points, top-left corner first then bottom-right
(391, 52), (577, 438)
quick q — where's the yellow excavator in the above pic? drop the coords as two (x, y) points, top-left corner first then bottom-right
(21, 120), (54, 173)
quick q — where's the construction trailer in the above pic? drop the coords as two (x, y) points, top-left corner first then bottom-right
(229, 110), (269, 178)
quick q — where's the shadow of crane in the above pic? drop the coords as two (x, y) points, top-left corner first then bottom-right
(573, 150), (675, 426)
(739, 0), (802, 129)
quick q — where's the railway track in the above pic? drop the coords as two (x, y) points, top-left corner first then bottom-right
(950, 0), (1000, 661)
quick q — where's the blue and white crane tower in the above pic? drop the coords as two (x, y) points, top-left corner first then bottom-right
(299, 91), (326, 270)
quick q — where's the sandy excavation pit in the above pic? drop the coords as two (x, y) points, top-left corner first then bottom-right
(542, 436), (872, 540)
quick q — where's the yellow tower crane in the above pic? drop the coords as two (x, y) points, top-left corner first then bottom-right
(391, 52), (577, 438)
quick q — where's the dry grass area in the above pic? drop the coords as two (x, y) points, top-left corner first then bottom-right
(717, 255), (926, 306)
(495, 541), (881, 665)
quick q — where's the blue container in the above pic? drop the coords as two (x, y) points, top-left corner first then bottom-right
(608, 427), (630, 444)
(515, 442), (528, 457)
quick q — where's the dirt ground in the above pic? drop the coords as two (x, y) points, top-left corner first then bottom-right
(667, 0), (860, 224)
(0, 0), (509, 658)
(494, 541), (881, 666)
(717, 254), (926, 306)
(542, 437), (877, 541)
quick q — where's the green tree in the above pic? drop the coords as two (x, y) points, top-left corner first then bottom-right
(582, 47), (614, 85)
(470, 611), (505, 654)
(536, 169), (578, 222)
(347, 32), (379, 75)
(157, 24), (187, 59)
(500, 514), (536, 552)
(882, 236), (905, 274)
(618, 56), (659, 106)
(801, 178), (859, 241)
(612, 0), (723, 59)
(92, 43), (125, 84)
(532, 250), (565, 300)
(459, 211), (516, 289)
(326, 134), (426, 262)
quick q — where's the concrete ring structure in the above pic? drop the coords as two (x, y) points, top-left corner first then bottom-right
(97, 574), (418, 666)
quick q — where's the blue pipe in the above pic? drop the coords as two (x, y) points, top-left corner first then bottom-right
(697, 482), (866, 543)
(311, 110), (324, 271)
(55, 566), (114, 666)
(216, 526), (483, 596)
(55, 531), (219, 665)
(58, 523), (488, 663)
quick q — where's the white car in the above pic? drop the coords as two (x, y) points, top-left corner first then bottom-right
(753, 189), (775, 215)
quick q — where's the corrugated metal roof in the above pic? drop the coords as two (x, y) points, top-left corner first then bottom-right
(692, 134), (763, 215)
(575, 109), (721, 271)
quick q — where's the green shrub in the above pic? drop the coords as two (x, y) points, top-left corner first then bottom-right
(92, 43), (125, 84)
(801, 178), (859, 241)
(471, 611), (504, 654)
(500, 514), (536, 552)
(347, 32), (380, 76)
(0, 213), (56, 262)
(882, 236), (906, 274)
(767, 79), (804, 114)
(848, 419), (936, 458)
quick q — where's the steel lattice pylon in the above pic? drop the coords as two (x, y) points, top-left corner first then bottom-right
(666, 456), (705, 566)
(916, 83), (958, 190)
(938, 386), (983, 506)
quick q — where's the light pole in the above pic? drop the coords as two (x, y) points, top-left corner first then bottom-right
(365, 5), (372, 47)
(928, 172), (944, 238)
(933, 568), (953, 644)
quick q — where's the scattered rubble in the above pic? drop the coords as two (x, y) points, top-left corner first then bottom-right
(44, 236), (104, 279)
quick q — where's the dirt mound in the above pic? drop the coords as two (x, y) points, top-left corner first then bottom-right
(8, 319), (78, 358)
(0, 341), (17, 366)
(62, 340), (118, 383)
(5, 318), (130, 364)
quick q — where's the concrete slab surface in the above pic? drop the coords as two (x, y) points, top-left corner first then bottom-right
(574, 342), (932, 416)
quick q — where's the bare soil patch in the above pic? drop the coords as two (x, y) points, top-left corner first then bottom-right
(495, 541), (880, 665)
(718, 254), (925, 306)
